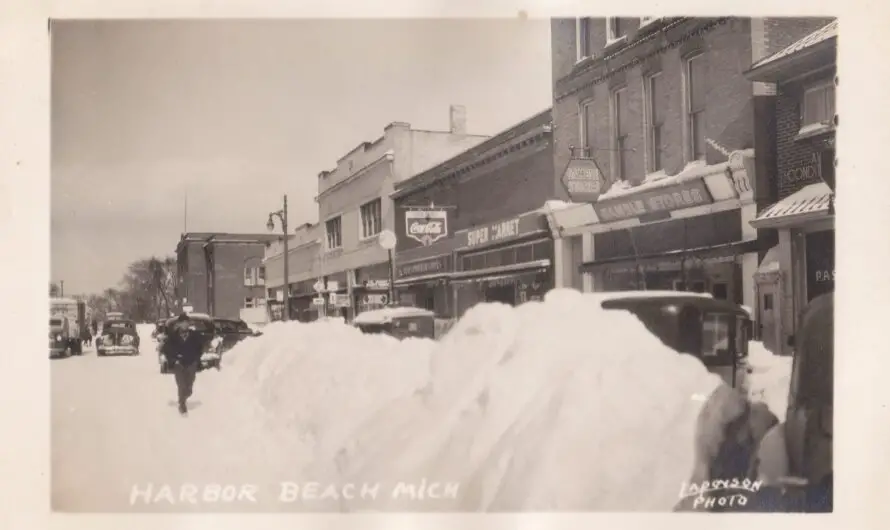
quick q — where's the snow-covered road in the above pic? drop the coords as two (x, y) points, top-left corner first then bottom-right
(50, 329), (289, 512)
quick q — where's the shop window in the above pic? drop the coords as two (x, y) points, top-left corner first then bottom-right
(645, 72), (665, 173)
(801, 81), (836, 132)
(530, 241), (550, 261)
(576, 18), (593, 61)
(360, 199), (382, 240)
(325, 216), (342, 250)
(516, 243), (534, 264)
(712, 282), (728, 300)
(244, 297), (257, 308)
(684, 53), (707, 162)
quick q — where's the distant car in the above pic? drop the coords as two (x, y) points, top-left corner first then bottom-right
(353, 305), (436, 340)
(596, 291), (753, 392)
(96, 319), (140, 356)
(49, 316), (72, 358)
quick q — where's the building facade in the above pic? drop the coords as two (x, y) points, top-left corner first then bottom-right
(262, 105), (490, 321)
(263, 223), (324, 322)
(547, 17), (835, 313)
(746, 20), (837, 355)
(390, 109), (558, 319)
(175, 232), (279, 320)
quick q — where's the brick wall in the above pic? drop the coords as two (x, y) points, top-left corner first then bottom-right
(393, 142), (554, 252)
(775, 74), (836, 199)
(177, 241), (268, 319)
(552, 18), (756, 195)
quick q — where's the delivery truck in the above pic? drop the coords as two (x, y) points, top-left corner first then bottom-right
(50, 297), (86, 355)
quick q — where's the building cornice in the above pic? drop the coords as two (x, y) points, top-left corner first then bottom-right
(316, 150), (395, 202)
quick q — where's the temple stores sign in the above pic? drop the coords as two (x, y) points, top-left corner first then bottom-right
(593, 179), (714, 223)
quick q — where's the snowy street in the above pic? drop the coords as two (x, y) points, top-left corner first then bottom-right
(50, 293), (794, 513)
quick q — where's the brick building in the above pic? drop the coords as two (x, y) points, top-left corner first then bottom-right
(390, 109), (557, 319)
(747, 20), (837, 355)
(175, 232), (279, 320)
(263, 105), (490, 322)
(545, 17), (835, 313)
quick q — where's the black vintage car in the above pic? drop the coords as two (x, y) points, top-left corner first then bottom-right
(212, 318), (262, 353)
(598, 291), (753, 391)
(96, 319), (140, 356)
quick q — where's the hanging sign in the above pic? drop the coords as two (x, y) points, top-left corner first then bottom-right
(405, 210), (449, 246)
(561, 157), (609, 203)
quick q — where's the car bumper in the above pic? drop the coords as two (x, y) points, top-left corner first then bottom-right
(49, 347), (66, 357)
(98, 345), (138, 354)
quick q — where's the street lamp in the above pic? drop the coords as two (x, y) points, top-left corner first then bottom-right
(266, 194), (289, 321)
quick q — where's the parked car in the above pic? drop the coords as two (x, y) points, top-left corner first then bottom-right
(353, 306), (436, 340)
(49, 316), (72, 358)
(212, 318), (262, 353)
(96, 319), (141, 356)
(157, 313), (218, 374)
(597, 291), (753, 392)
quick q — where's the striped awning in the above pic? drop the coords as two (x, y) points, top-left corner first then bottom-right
(750, 182), (834, 229)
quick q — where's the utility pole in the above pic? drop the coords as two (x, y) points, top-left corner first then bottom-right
(60, 280), (64, 297)
(267, 194), (289, 321)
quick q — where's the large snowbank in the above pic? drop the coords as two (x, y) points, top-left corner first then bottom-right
(217, 289), (727, 511)
(746, 341), (793, 422)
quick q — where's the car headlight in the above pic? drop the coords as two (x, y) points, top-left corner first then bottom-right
(55, 334), (62, 341)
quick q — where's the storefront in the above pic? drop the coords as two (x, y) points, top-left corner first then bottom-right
(553, 150), (761, 309)
(321, 271), (350, 320)
(393, 253), (453, 317)
(287, 279), (319, 323)
(452, 210), (554, 317)
(750, 181), (834, 355)
(352, 261), (393, 316)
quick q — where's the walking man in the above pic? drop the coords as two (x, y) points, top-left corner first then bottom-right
(161, 313), (205, 415)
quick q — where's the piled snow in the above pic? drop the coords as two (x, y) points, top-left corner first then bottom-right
(746, 341), (793, 422)
(216, 288), (727, 511)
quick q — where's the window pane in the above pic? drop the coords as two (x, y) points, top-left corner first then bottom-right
(578, 18), (591, 57)
(650, 75), (663, 124)
(701, 313), (731, 357)
(653, 124), (663, 171)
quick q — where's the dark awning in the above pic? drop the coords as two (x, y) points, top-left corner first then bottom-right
(451, 259), (550, 284)
(579, 239), (761, 273)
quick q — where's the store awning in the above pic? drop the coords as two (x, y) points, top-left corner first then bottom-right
(750, 182), (834, 229)
(580, 240), (761, 273)
(393, 273), (451, 287)
(451, 259), (551, 283)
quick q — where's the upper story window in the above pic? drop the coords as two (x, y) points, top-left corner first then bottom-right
(800, 80), (836, 134)
(611, 87), (630, 180)
(606, 17), (628, 45)
(244, 266), (265, 287)
(575, 17), (592, 61)
(644, 72), (665, 173)
(360, 198), (383, 240)
(579, 99), (596, 157)
(684, 54), (707, 162)
(325, 216), (343, 250)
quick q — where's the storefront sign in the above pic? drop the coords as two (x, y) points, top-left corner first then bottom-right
(561, 157), (609, 203)
(397, 255), (452, 279)
(805, 230), (834, 301)
(458, 212), (548, 249)
(364, 279), (390, 290)
(405, 210), (449, 246)
(782, 152), (822, 187)
(594, 179), (714, 223)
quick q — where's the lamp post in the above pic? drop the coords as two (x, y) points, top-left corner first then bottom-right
(378, 229), (397, 306)
(267, 194), (289, 321)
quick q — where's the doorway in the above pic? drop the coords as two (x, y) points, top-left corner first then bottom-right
(757, 280), (782, 355)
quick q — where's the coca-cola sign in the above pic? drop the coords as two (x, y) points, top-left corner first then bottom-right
(405, 210), (448, 246)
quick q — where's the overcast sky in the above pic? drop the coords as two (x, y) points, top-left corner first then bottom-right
(51, 19), (552, 295)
